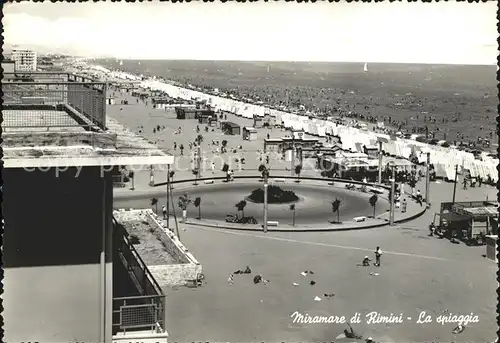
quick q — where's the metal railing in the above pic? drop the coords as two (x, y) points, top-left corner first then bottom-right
(112, 217), (166, 333)
(113, 295), (165, 334)
(2, 72), (107, 130)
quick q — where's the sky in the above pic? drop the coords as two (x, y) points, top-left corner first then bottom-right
(3, 1), (497, 65)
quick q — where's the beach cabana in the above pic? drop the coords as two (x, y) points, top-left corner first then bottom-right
(264, 138), (284, 153)
(243, 127), (258, 141)
(253, 115), (264, 128)
(198, 109), (216, 124)
(221, 121), (241, 135)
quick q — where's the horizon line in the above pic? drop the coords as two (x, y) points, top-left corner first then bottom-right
(84, 57), (497, 67)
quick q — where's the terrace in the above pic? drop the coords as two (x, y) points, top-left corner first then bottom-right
(2, 72), (174, 168)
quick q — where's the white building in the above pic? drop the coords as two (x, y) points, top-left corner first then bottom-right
(12, 49), (37, 72)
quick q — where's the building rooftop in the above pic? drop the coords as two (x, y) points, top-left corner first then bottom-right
(2, 72), (173, 168)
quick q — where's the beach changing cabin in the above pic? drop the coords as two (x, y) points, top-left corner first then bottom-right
(264, 138), (284, 153)
(243, 127), (258, 141)
(253, 114), (264, 128)
(152, 97), (174, 109)
(221, 121), (241, 135)
(198, 109), (216, 124)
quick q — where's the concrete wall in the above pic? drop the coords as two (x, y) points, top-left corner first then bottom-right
(3, 166), (114, 343)
(144, 211), (202, 286)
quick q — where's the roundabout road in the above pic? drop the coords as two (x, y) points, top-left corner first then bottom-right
(114, 181), (390, 226)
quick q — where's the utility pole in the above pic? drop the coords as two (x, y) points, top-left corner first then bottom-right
(378, 141), (383, 184)
(425, 152), (431, 207)
(390, 164), (396, 226)
(452, 164), (458, 204)
(291, 132), (296, 177)
(166, 165), (170, 229)
(263, 169), (269, 233)
(197, 144), (202, 180)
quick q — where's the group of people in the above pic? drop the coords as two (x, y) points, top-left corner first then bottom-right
(362, 246), (383, 267)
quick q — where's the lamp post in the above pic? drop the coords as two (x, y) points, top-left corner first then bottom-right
(389, 162), (396, 226)
(291, 133), (296, 177)
(166, 165), (170, 229)
(263, 169), (269, 233)
(196, 144), (202, 183)
(452, 164), (459, 204)
(378, 140), (383, 184)
(425, 152), (431, 207)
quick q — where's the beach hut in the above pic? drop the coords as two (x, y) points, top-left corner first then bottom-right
(106, 96), (116, 105)
(281, 137), (319, 151)
(264, 138), (284, 153)
(198, 109), (216, 124)
(253, 114), (264, 128)
(221, 121), (241, 135)
(243, 127), (258, 141)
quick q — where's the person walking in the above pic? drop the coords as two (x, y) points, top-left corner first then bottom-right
(211, 162), (216, 174)
(162, 205), (167, 219)
(374, 246), (383, 267)
(401, 199), (407, 213)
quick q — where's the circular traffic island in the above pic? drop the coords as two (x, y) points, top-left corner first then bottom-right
(166, 181), (390, 227)
(246, 185), (299, 204)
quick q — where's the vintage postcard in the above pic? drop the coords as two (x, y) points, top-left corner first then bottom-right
(2, 1), (498, 343)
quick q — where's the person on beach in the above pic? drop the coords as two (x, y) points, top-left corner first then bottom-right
(344, 324), (362, 339)
(374, 246), (382, 266)
(362, 256), (371, 266)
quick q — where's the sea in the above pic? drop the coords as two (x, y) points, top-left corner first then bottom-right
(96, 59), (497, 145)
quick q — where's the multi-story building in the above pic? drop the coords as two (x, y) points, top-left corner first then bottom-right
(2, 72), (173, 343)
(11, 48), (38, 72)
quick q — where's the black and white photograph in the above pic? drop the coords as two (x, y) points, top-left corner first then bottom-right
(1, 2), (498, 343)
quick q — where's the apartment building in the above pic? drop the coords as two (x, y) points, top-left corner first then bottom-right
(12, 48), (38, 72)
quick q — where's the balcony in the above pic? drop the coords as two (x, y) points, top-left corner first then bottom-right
(2, 72), (106, 132)
(113, 217), (168, 342)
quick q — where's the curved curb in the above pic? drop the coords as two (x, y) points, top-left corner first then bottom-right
(183, 205), (427, 232)
(114, 175), (427, 232)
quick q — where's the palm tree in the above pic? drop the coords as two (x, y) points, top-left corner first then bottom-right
(258, 164), (268, 179)
(331, 199), (341, 223)
(194, 197), (201, 219)
(290, 204), (296, 226)
(295, 164), (303, 182)
(150, 197), (159, 214)
(369, 194), (378, 218)
(178, 194), (192, 222)
(235, 200), (247, 218)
